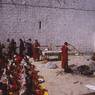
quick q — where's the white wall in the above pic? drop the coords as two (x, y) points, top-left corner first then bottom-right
(0, 0), (95, 53)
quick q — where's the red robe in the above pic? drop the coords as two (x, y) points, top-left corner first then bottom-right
(61, 45), (68, 68)
(33, 42), (40, 61)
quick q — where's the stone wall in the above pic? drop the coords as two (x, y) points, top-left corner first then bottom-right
(0, 0), (95, 52)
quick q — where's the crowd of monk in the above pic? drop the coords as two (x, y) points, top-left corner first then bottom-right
(0, 38), (49, 95)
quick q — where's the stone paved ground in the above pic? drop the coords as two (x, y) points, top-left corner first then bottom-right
(32, 55), (95, 95)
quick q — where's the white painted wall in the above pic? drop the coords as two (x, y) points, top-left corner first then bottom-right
(0, 0), (95, 53)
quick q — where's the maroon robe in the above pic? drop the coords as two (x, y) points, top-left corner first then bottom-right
(61, 45), (68, 68)
(33, 42), (40, 61)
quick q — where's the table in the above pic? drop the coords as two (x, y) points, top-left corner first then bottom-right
(42, 50), (61, 61)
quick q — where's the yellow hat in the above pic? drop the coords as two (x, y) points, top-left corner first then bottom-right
(44, 91), (49, 95)
(40, 83), (46, 89)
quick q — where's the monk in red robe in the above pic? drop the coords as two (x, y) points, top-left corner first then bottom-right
(33, 40), (41, 61)
(61, 42), (69, 71)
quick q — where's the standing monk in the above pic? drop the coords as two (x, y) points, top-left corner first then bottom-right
(33, 40), (40, 61)
(19, 39), (25, 57)
(61, 42), (69, 72)
(26, 39), (33, 57)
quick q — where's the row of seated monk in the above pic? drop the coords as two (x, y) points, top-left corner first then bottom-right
(0, 54), (47, 95)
